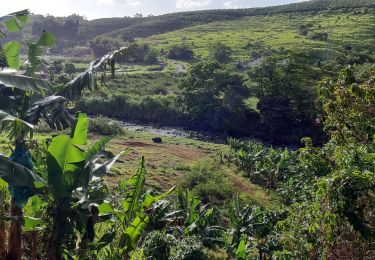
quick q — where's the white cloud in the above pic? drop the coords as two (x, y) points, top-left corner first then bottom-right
(176, 0), (210, 9)
(96, 0), (114, 5)
(126, 0), (141, 6)
(223, 1), (238, 8)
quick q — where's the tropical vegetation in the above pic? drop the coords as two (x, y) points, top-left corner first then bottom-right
(0, 1), (375, 259)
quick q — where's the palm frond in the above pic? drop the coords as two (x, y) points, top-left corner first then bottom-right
(62, 47), (129, 99)
(25, 95), (73, 131)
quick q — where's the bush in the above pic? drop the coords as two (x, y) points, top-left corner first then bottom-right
(89, 36), (123, 57)
(180, 162), (234, 204)
(209, 43), (232, 63)
(55, 74), (70, 84)
(170, 236), (209, 260)
(143, 231), (176, 260)
(89, 116), (124, 135)
(167, 44), (194, 60)
(76, 94), (185, 126)
(64, 63), (76, 75)
(308, 32), (328, 41)
(144, 48), (159, 64)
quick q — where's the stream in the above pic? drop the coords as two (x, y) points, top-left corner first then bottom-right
(119, 120), (229, 144)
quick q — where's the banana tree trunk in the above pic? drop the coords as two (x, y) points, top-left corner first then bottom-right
(6, 199), (23, 260)
(47, 203), (68, 260)
(7, 142), (34, 260)
(47, 230), (63, 260)
(0, 192), (7, 259)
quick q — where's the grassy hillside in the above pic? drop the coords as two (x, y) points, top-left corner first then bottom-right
(82, 0), (375, 41)
(140, 10), (375, 61)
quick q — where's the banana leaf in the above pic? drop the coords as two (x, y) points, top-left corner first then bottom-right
(0, 72), (52, 93)
(0, 155), (45, 191)
(26, 95), (72, 130)
(62, 47), (128, 98)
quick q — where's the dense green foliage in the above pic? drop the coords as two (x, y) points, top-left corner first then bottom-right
(227, 69), (375, 258)
(248, 52), (322, 144)
(1, 2), (375, 259)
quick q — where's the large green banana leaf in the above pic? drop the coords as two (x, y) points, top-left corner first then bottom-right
(46, 113), (88, 198)
(0, 155), (45, 191)
(0, 72), (52, 93)
(121, 213), (150, 252)
(0, 9), (29, 36)
(27, 31), (56, 73)
(3, 41), (21, 68)
(121, 157), (147, 221)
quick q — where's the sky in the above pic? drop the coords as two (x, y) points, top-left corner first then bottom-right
(2, 0), (310, 20)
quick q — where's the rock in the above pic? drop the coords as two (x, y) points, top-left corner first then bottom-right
(152, 137), (163, 143)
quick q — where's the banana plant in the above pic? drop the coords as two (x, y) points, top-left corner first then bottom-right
(92, 158), (175, 258)
(156, 190), (223, 247)
(0, 179), (9, 259)
(0, 113), (127, 259)
(225, 199), (283, 259)
(0, 9), (129, 259)
(0, 10), (68, 260)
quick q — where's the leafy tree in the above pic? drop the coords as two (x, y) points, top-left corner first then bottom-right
(276, 69), (375, 258)
(144, 48), (159, 64)
(248, 53), (320, 144)
(179, 61), (250, 131)
(63, 62), (76, 75)
(168, 44), (194, 60)
(209, 42), (232, 63)
(89, 36), (123, 57)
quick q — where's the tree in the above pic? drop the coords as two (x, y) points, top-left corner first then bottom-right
(277, 68), (375, 258)
(248, 53), (319, 144)
(179, 62), (250, 131)
(89, 36), (123, 57)
(144, 48), (158, 64)
(209, 42), (232, 63)
(64, 62), (76, 75)
(167, 44), (194, 60)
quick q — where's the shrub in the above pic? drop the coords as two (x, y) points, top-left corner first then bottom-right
(170, 236), (209, 260)
(209, 43), (232, 63)
(89, 36), (123, 57)
(89, 116), (124, 135)
(167, 44), (194, 60)
(77, 94), (185, 126)
(64, 63), (76, 75)
(144, 48), (159, 64)
(180, 162), (234, 204)
(308, 32), (328, 41)
(143, 231), (176, 260)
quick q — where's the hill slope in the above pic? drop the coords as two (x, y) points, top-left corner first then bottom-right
(139, 9), (375, 61)
(80, 0), (375, 41)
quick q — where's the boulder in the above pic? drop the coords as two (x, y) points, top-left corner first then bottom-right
(152, 137), (163, 143)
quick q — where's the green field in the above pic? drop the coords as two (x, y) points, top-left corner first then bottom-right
(141, 11), (374, 60)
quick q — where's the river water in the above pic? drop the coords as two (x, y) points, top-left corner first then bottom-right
(120, 120), (228, 144)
